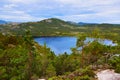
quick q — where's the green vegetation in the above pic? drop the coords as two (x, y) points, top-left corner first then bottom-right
(0, 18), (120, 37)
(0, 18), (120, 79)
(0, 18), (80, 36)
(48, 28), (120, 79)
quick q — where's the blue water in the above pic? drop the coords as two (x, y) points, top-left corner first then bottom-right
(34, 37), (117, 55)
(85, 38), (117, 46)
(34, 37), (77, 54)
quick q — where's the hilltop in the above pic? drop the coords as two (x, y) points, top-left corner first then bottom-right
(0, 18), (81, 36)
(0, 18), (120, 36)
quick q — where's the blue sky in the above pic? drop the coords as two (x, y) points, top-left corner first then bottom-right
(0, 0), (120, 23)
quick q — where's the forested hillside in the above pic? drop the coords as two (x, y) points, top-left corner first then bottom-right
(0, 29), (120, 80)
(0, 18), (120, 37)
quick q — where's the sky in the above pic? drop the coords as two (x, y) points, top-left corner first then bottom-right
(0, 0), (120, 23)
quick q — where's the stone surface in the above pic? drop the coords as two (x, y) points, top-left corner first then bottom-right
(97, 69), (120, 80)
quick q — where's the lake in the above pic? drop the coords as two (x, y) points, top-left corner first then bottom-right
(34, 37), (117, 55)
(34, 37), (77, 54)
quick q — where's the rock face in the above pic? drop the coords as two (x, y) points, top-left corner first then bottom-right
(97, 69), (120, 80)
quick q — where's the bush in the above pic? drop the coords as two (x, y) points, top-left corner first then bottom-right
(109, 56), (120, 73)
(79, 75), (90, 80)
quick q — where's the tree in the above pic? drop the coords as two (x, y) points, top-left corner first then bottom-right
(45, 63), (56, 78)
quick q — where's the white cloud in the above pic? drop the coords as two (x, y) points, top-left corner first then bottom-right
(53, 0), (120, 23)
(8, 0), (26, 3)
(3, 4), (17, 9)
(55, 8), (120, 24)
(0, 0), (120, 23)
(0, 0), (46, 22)
(55, 0), (119, 6)
(8, 0), (43, 4)
(0, 5), (45, 22)
(0, 13), (45, 22)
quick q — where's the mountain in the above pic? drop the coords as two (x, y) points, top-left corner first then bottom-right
(0, 18), (120, 36)
(78, 22), (98, 25)
(0, 18), (81, 36)
(0, 20), (7, 24)
(67, 21), (78, 25)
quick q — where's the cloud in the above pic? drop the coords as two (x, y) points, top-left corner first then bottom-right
(0, 0), (46, 22)
(55, 0), (119, 6)
(55, 7), (120, 23)
(53, 0), (120, 23)
(0, 11), (45, 22)
(7, 0), (42, 4)
(3, 4), (17, 9)
(0, 4), (45, 22)
(0, 0), (120, 23)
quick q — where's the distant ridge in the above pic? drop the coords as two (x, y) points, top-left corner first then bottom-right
(0, 20), (7, 24)
(0, 18), (120, 36)
(78, 22), (98, 25)
(0, 18), (80, 36)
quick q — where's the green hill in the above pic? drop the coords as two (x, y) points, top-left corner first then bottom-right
(0, 18), (81, 36)
(0, 18), (120, 37)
